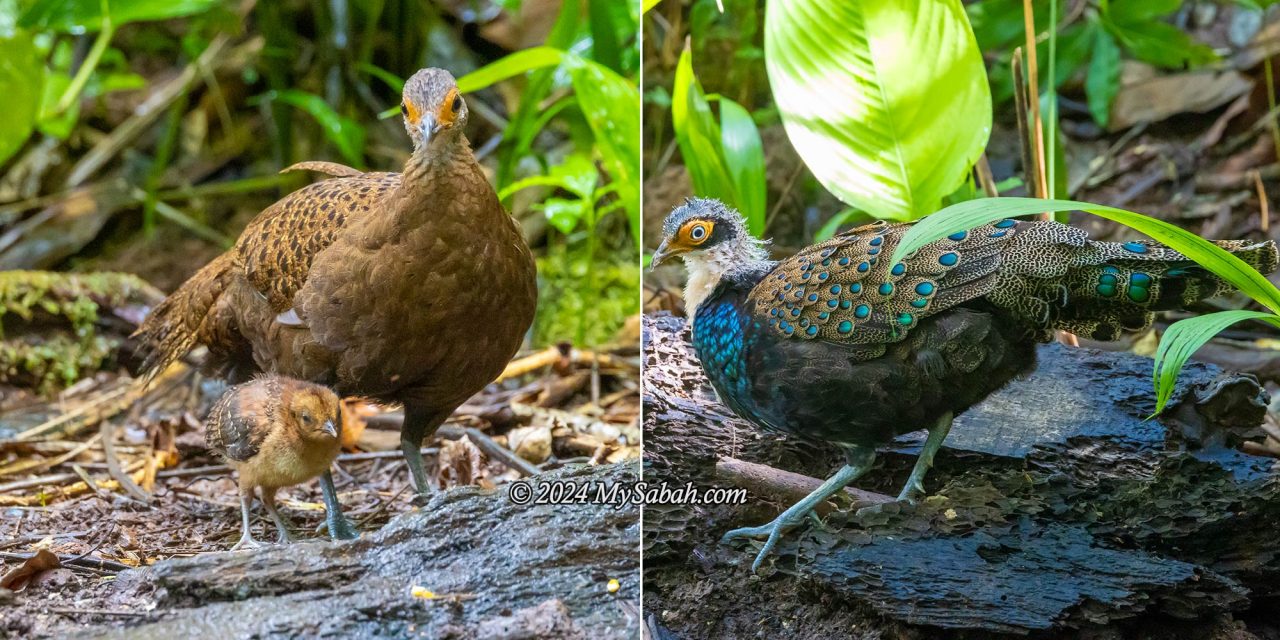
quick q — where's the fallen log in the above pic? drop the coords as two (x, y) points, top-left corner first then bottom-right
(642, 313), (1278, 638)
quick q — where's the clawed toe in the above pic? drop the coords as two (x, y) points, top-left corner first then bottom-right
(721, 514), (808, 572)
(230, 536), (265, 551)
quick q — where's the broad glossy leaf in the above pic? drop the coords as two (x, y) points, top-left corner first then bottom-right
(890, 197), (1280, 314)
(671, 45), (736, 216)
(1103, 18), (1216, 69)
(766, 0), (992, 221)
(540, 197), (590, 235)
(20, 0), (218, 32)
(0, 28), (41, 165)
(565, 54), (640, 240)
(1152, 311), (1280, 414)
(717, 96), (766, 236)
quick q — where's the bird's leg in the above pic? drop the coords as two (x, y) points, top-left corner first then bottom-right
(401, 403), (449, 499)
(896, 412), (954, 504)
(230, 486), (264, 551)
(721, 446), (876, 572)
(319, 469), (358, 540)
(260, 487), (293, 544)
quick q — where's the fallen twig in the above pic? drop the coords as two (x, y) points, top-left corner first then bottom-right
(714, 457), (894, 516)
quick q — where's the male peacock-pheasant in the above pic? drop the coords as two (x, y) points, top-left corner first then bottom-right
(134, 68), (538, 538)
(652, 197), (1278, 571)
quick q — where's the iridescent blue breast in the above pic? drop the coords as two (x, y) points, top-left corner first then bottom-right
(691, 300), (756, 401)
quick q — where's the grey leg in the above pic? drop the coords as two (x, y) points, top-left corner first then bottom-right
(401, 404), (449, 498)
(896, 412), (954, 503)
(260, 487), (293, 544)
(721, 446), (877, 572)
(230, 487), (263, 551)
(319, 470), (357, 540)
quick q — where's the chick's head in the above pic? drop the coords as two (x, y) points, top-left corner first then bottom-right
(280, 381), (342, 443)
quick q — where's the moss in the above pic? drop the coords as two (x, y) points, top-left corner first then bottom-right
(0, 271), (157, 393)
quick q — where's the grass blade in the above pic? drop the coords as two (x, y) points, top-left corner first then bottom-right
(1152, 311), (1280, 413)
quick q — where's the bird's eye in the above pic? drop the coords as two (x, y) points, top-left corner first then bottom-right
(400, 103), (409, 116)
(451, 95), (462, 113)
(688, 223), (710, 243)
(301, 412), (313, 425)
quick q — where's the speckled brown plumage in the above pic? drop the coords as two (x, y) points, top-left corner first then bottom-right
(134, 68), (538, 499)
(206, 375), (343, 549)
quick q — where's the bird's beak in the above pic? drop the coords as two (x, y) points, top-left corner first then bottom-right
(322, 419), (338, 439)
(419, 113), (441, 146)
(650, 239), (684, 269)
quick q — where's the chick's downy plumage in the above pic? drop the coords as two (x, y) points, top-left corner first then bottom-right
(134, 68), (538, 511)
(206, 375), (343, 550)
(654, 197), (1279, 571)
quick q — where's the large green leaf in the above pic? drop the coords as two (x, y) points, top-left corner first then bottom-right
(765, 0), (992, 221)
(891, 197), (1280, 314)
(671, 45), (736, 216)
(456, 47), (565, 93)
(717, 96), (766, 236)
(0, 28), (41, 166)
(1152, 311), (1280, 414)
(20, 0), (219, 32)
(564, 54), (640, 240)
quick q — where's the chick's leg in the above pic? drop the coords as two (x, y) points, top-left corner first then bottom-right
(319, 470), (357, 540)
(896, 412), (954, 503)
(260, 487), (293, 544)
(401, 403), (451, 498)
(721, 446), (876, 572)
(230, 485), (263, 551)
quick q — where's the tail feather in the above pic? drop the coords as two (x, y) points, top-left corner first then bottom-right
(1052, 237), (1278, 340)
(132, 253), (235, 379)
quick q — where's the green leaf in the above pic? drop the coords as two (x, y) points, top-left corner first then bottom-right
(0, 28), (41, 165)
(20, 0), (218, 32)
(539, 197), (590, 235)
(1103, 18), (1217, 69)
(36, 69), (76, 139)
(564, 54), (640, 240)
(814, 208), (866, 242)
(1152, 311), (1280, 414)
(1107, 0), (1182, 24)
(456, 46), (565, 93)
(1086, 27), (1122, 127)
(717, 96), (766, 237)
(890, 197), (1280, 314)
(270, 90), (365, 167)
(672, 45), (737, 218)
(765, 0), (992, 221)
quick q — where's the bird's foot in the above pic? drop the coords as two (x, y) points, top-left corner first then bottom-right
(326, 512), (358, 541)
(275, 530), (294, 545)
(230, 534), (265, 551)
(895, 479), (925, 505)
(720, 510), (811, 573)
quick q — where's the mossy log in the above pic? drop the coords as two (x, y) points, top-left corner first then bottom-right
(0, 271), (161, 392)
(642, 313), (1280, 638)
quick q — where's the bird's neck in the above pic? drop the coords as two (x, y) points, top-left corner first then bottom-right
(402, 137), (473, 187)
(683, 242), (770, 320)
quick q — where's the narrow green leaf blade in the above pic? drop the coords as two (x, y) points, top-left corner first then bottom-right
(271, 90), (365, 167)
(890, 197), (1280, 313)
(1152, 311), (1280, 413)
(21, 0), (217, 32)
(456, 47), (565, 93)
(765, 0), (991, 221)
(671, 45), (736, 215)
(1086, 27), (1121, 128)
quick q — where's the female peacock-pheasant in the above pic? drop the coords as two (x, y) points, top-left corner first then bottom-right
(652, 197), (1278, 572)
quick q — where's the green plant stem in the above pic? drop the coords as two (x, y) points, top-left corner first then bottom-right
(56, 20), (116, 116)
(155, 175), (291, 202)
(1266, 57), (1280, 163)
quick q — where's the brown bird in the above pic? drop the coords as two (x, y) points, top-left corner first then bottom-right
(133, 68), (539, 535)
(206, 375), (343, 550)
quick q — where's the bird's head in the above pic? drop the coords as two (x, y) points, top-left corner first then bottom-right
(281, 381), (342, 442)
(400, 68), (468, 154)
(651, 197), (765, 268)
(652, 198), (769, 316)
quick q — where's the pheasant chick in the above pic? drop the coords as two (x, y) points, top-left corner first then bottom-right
(206, 375), (345, 550)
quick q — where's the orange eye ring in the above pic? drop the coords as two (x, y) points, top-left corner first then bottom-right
(684, 221), (712, 244)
